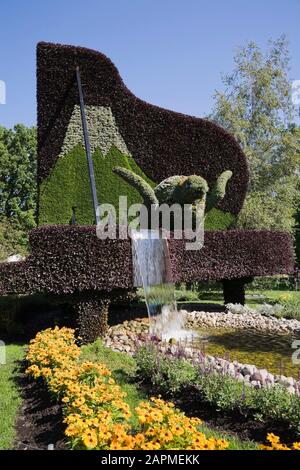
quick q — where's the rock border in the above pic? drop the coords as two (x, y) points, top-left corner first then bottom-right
(184, 309), (300, 335)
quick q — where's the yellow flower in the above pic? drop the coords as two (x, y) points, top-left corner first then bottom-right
(78, 405), (93, 416)
(192, 433), (206, 446)
(99, 429), (111, 441)
(138, 413), (146, 424)
(159, 429), (173, 442)
(171, 425), (184, 437)
(266, 433), (280, 445)
(215, 438), (229, 450)
(82, 430), (98, 449)
(134, 433), (145, 446)
(260, 434), (300, 451)
(73, 396), (85, 407)
(65, 424), (79, 437)
(190, 417), (203, 426)
(141, 441), (161, 450)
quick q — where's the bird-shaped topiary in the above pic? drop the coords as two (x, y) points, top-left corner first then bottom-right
(113, 167), (232, 230)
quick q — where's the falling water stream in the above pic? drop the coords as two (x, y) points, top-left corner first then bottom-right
(131, 229), (193, 340)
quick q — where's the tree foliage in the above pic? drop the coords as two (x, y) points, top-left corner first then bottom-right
(0, 124), (37, 258)
(210, 36), (300, 231)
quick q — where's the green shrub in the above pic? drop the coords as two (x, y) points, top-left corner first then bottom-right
(175, 288), (200, 302)
(245, 385), (294, 422)
(289, 396), (300, 434)
(195, 372), (243, 411)
(204, 208), (236, 230)
(247, 276), (291, 291)
(260, 293), (300, 320)
(135, 344), (196, 396)
(0, 218), (28, 261)
(276, 297), (300, 320)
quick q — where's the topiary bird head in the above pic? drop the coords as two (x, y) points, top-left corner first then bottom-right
(173, 175), (209, 205)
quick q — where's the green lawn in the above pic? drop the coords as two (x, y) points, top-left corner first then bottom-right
(81, 339), (258, 450)
(0, 343), (24, 450)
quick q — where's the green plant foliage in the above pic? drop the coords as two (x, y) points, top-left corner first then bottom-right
(135, 344), (196, 396)
(0, 125), (37, 231)
(0, 218), (29, 261)
(0, 125), (36, 256)
(114, 168), (232, 215)
(204, 208), (236, 230)
(294, 199), (300, 267)
(267, 292), (300, 320)
(113, 166), (159, 207)
(39, 145), (155, 225)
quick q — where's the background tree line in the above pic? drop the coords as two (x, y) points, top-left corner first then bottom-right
(0, 36), (299, 262)
(0, 124), (36, 259)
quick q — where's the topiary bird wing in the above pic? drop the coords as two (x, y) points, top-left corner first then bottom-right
(113, 167), (158, 206)
(206, 170), (233, 212)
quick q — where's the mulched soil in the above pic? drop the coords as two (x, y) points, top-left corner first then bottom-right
(14, 363), (67, 450)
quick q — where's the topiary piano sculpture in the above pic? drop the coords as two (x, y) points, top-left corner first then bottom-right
(0, 42), (294, 342)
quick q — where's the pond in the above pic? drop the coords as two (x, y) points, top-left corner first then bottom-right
(194, 327), (300, 379)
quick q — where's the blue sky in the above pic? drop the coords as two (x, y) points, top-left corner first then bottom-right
(0, 0), (299, 128)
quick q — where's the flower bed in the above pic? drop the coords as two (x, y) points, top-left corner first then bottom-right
(25, 327), (300, 450)
(25, 327), (229, 450)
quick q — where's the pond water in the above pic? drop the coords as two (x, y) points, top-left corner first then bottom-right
(194, 327), (300, 379)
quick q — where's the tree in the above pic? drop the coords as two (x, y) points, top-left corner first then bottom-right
(295, 204), (300, 265)
(209, 36), (300, 231)
(0, 124), (37, 257)
(293, 173), (300, 266)
(0, 217), (28, 260)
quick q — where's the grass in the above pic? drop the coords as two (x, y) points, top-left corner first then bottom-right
(81, 340), (147, 428)
(175, 289), (300, 309)
(0, 343), (24, 450)
(81, 339), (258, 450)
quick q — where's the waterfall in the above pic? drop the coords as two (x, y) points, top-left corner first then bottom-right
(131, 229), (192, 340)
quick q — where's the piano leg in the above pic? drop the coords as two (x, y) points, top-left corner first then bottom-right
(222, 277), (253, 306)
